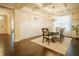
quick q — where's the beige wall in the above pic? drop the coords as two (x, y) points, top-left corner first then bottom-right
(15, 9), (52, 42)
(0, 7), (14, 34)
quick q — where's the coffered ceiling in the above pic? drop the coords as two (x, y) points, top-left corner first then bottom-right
(0, 3), (79, 15)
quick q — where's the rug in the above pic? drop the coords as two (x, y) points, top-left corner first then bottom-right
(31, 37), (72, 55)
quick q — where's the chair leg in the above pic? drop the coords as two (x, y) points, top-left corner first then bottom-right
(42, 37), (44, 43)
(48, 39), (50, 45)
(60, 38), (63, 44)
(54, 37), (56, 43)
(51, 37), (54, 42)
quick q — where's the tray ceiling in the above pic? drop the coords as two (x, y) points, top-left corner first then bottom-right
(0, 3), (79, 15)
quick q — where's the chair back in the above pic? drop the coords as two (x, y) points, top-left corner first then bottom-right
(42, 28), (49, 36)
(60, 28), (64, 35)
(60, 28), (64, 40)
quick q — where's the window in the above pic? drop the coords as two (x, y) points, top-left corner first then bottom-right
(54, 15), (71, 31)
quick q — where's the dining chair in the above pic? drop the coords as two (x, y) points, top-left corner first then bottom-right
(42, 28), (53, 45)
(60, 28), (64, 43)
(54, 28), (64, 43)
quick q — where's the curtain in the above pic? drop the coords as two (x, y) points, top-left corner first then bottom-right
(54, 15), (71, 31)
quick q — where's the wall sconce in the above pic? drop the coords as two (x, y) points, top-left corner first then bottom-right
(34, 17), (37, 21)
(0, 16), (3, 20)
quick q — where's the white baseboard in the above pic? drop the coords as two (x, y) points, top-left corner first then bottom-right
(14, 35), (42, 43)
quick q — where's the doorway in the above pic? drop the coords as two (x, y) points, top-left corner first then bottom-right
(0, 15), (7, 34)
(0, 14), (14, 56)
(0, 15), (8, 55)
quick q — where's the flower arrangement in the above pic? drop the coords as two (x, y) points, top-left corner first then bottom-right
(72, 24), (79, 35)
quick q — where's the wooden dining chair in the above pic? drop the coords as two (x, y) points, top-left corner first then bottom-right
(54, 28), (64, 43)
(42, 28), (52, 45)
(60, 28), (64, 43)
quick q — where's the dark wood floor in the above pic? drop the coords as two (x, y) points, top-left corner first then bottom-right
(0, 34), (62, 56)
(0, 34), (14, 56)
(14, 37), (63, 56)
(1, 34), (79, 56)
(66, 38), (79, 56)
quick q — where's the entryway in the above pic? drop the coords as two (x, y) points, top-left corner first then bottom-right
(0, 14), (14, 55)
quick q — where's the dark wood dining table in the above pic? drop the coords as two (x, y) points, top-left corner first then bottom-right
(48, 31), (59, 42)
(49, 31), (59, 36)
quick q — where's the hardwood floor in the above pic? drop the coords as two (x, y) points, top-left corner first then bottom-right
(0, 34), (14, 56)
(0, 34), (79, 56)
(66, 38), (79, 56)
(14, 37), (62, 56)
(0, 34), (62, 56)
